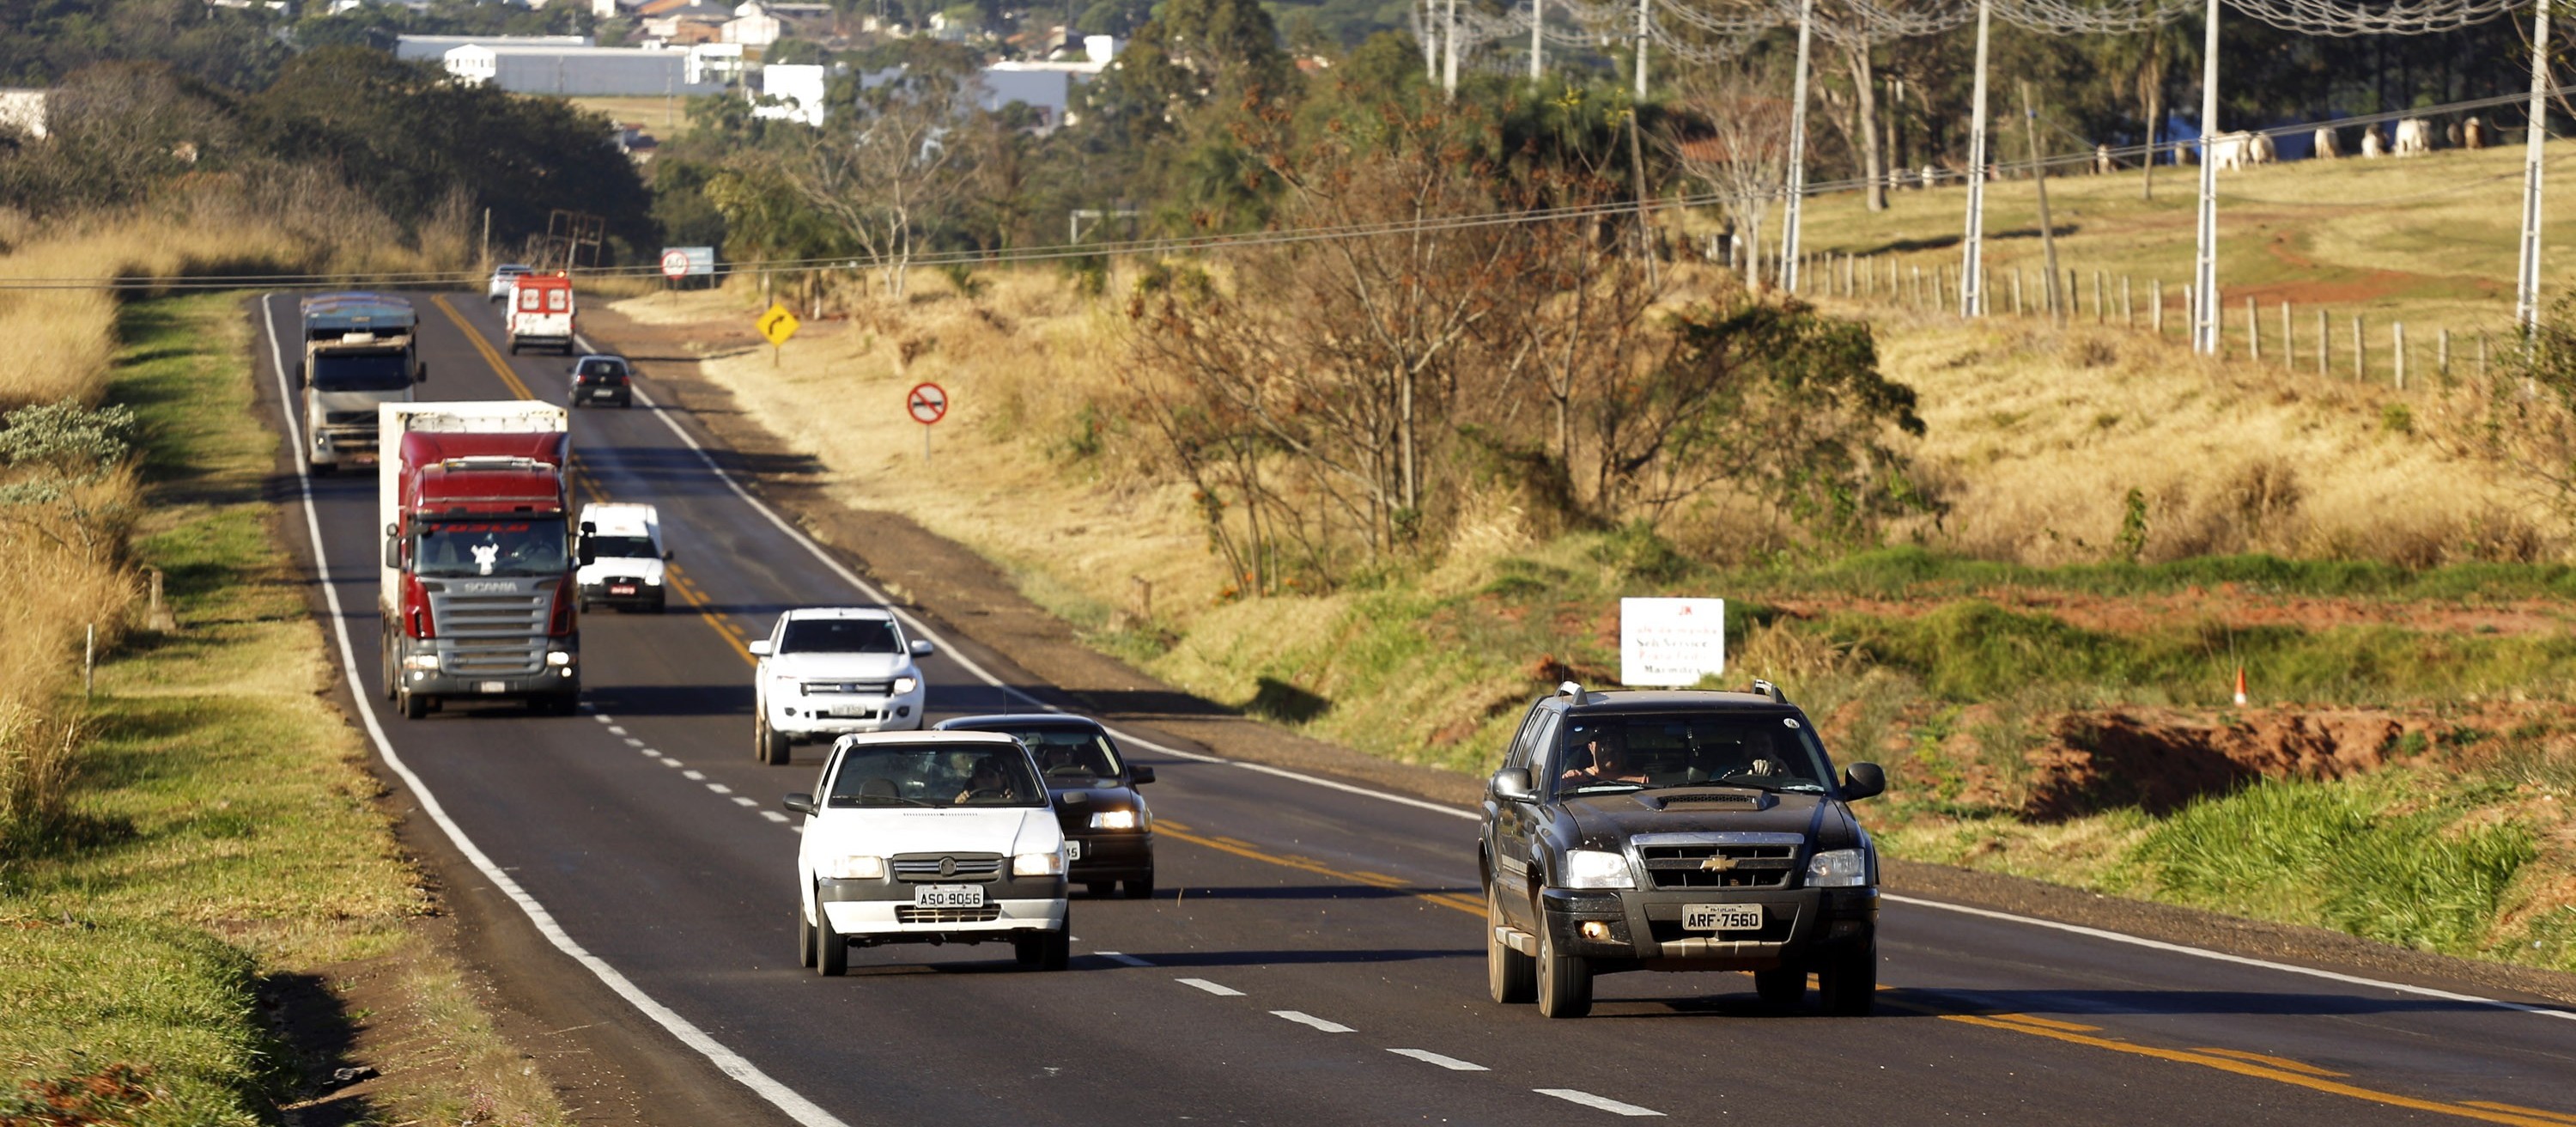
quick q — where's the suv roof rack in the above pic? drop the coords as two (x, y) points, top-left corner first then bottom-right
(1555, 680), (1584, 701)
(1751, 679), (1788, 704)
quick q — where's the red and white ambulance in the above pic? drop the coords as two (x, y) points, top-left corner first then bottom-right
(505, 271), (576, 355)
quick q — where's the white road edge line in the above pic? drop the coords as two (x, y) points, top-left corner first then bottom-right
(1175, 978), (1242, 996)
(265, 296), (851, 1127)
(1883, 893), (2576, 1023)
(598, 344), (1479, 824)
(1534, 1089), (1664, 1117)
(1388, 1049), (1486, 1071)
(1269, 1010), (1353, 1033)
(1094, 951), (1153, 967)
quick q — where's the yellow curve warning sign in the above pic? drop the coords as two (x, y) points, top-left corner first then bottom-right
(756, 303), (800, 346)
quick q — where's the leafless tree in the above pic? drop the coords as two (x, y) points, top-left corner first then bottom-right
(1665, 62), (1795, 290)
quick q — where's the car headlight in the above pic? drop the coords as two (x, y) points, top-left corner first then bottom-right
(823, 855), (885, 880)
(1090, 809), (1139, 831)
(1806, 848), (1871, 888)
(645, 575), (662, 586)
(891, 675), (918, 695)
(402, 655), (440, 671)
(545, 650), (575, 667)
(1560, 849), (1635, 890)
(1012, 850), (1065, 877)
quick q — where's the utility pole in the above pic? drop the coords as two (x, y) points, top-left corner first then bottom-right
(1634, 0), (1649, 99)
(1780, 0), (1817, 293)
(480, 208), (491, 271)
(1443, 0), (1459, 99)
(2191, 0), (2221, 353)
(1530, 0), (1544, 81)
(2516, 0), (2552, 336)
(2022, 81), (2064, 323)
(1959, 0), (1992, 317)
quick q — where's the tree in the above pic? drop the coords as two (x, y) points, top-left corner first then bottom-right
(753, 47), (983, 295)
(1666, 59), (1795, 289)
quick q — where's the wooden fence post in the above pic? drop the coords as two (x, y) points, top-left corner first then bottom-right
(2318, 308), (2329, 375)
(2247, 295), (2261, 362)
(2123, 277), (2134, 326)
(2439, 327), (2451, 378)
(2394, 321), (2407, 390)
(2353, 315), (2365, 381)
(2153, 279), (2164, 335)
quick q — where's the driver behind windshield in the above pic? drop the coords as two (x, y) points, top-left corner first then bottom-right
(1556, 715), (1834, 795)
(1559, 734), (1645, 786)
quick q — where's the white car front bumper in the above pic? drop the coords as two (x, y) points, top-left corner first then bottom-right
(823, 896), (1066, 935)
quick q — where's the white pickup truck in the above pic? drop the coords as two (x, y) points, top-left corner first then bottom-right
(748, 607), (932, 765)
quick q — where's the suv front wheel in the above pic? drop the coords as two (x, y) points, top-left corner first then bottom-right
(1817, 939), (1876, 1015)
(1485, 885), (1534, 1004)
(1534, 926), (1593, 1019)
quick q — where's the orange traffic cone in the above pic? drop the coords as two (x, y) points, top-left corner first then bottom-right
(2233, 667), (2249, 707)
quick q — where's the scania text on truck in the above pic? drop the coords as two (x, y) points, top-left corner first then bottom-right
(378, 402), (586, 719)
(298, 294), (426, 474)
(505, 271), (577, 355)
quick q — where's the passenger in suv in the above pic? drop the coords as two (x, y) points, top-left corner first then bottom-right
(1479, 681), (1886, 1019)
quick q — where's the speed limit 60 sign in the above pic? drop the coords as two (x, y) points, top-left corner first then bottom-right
(907, 382), (948, 425)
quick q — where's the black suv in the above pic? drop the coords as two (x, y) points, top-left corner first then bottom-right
(1479, 681), (1886, 1019)
(932, 714), (1157, 898)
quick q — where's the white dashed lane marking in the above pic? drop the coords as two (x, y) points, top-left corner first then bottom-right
(606, 725), (628, 735)
(1176, 978), (1243, 997)
(624, 738), (646, 747)
(683, 770), (707, 781)
(589, 714), (611, 723)
(731, 796), (757, 807)
(1388, 1049), (1486, 1071)
(1535, 1090), (1664, 1118)
(1095, 952), (1153, 967)
(659, 757), (683, 768)
(761, 811), (791, 823)
(1270, 1011), (1353, 1033)
(707, 783), (733, 794)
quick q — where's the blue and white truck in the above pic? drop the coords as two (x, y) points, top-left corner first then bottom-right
(298, 294), (427, 474)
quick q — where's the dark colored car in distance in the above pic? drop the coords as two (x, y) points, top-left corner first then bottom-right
(933, 714), (1156, 898)
(1479, 680), (1886, 1019)
(568, 354), (634, 407)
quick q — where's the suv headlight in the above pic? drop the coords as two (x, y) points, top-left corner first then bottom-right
(1560, 849), (1635, 890)
(1012, 850), (1065, 877)
(891, 675), (918, 695)
(1806, 848), (1870, 888)
(1089, 809), (1139, 831)
(823, 855), (885, 880)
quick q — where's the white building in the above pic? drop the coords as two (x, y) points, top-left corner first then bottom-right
(0, 89), (46, 138)
(442, 44), (726, 96)
(684, 42), (746, 86)
(395, 34), (591, 62)
(721, 2), (783, 46)
(750, 63), (827, 126)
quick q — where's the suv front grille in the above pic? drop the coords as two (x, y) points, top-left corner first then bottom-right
(890, 853), (1004, 883)
(896, 905), (1003, 924)
(804, 679), (895, 696)
(1640, 843), (1799, 890)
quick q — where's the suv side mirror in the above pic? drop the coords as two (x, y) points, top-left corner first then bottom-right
(781, 793), (816, 817)
(1842, 762), (1886, 801)
(747, 639), (774, 657)
(662, 549), (675, 561)
(1491, 767), (1535, 803)
(908, 638), (934, 657)
(1128, 765), (1155, 786)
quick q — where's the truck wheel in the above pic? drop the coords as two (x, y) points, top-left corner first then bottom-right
(1754, 967), (1807, 1008)
(507, 339), (520, 356)
(1486, 886), (1535, 1004)
(1817, 940), (1877, 1016)
(816, 895), (848, 977)
(1123, 873), (1155, 900)
(1534, 927), (1593, 1019)
(308, 460), (335, 477)
(797, 896), (818, 969)
(757, 717), (790, 765)
(380, 645), (398, 702)
(400, 689), (428, 721)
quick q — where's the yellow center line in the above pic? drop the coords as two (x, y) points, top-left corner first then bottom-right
(2466, 1103), (2576, 1125)
(1987, 1013), (2105, 1033)
(428, 293), (750, 667)
(2189, 1046), (2346, 1077)
(1154, 825), (1481, 918)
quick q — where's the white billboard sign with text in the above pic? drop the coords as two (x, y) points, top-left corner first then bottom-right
(1619, 598), (1727, 687)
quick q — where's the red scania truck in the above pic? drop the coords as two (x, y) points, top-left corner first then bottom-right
(377, 402), (585, 719)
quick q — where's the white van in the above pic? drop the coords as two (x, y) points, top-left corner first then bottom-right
(574, 503), (668, 612)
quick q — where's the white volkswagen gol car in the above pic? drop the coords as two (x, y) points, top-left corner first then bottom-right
(783, 731), (1071, 975)
(750, 607), (933, 765)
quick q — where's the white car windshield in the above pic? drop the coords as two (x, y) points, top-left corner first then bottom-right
(827, 745), (1044, 808)
(781, 618), (900, 654)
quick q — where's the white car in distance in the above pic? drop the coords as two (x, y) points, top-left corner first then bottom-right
(749, 607), (933, 765)
(783, 731), (1071, 975)
(486, 263), (532, 302)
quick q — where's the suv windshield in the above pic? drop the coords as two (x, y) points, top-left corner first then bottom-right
(827, 744), (1044, 807)
(310, 350), (415, 393)
(576, 360), (627, 381)
(1556, 711), (1835, 798)
(585, 534), (655, 558)
(781, 618), (899, 654)
(415, 518), (568, 578)
(952, 725), (1125, 786)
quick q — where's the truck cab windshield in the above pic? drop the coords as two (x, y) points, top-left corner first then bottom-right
(415, 519), (568, 577)
(1556, 713), (1836, 798)
(311, 351), (416, 393)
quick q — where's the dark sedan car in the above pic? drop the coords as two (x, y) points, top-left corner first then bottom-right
(568, 354), (634, 407)
(933, 713), (1156, 898)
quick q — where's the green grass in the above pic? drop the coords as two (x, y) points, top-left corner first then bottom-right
(0, 294), (431, 1121)
(1734, 545), (2576, 602)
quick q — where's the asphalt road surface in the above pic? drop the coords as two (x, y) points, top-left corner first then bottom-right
(252, 292), (2576, 1125)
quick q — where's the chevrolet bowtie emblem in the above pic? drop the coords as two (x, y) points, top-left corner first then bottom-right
(1699, 856), (1739, 872)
